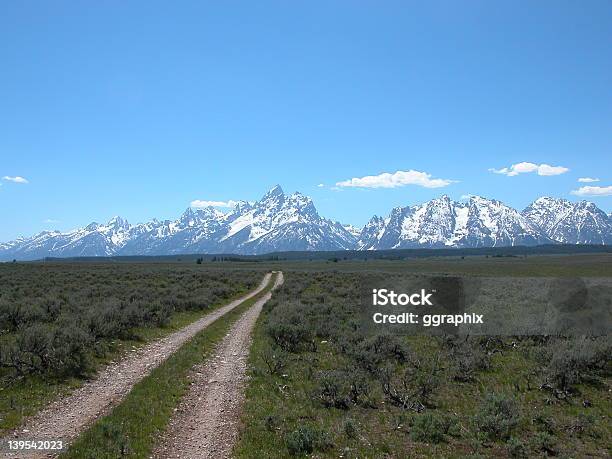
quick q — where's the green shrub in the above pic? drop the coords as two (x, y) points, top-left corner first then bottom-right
(450, 342), (491, 382)
(348, 334), (412, 374)
(474, 393), (520, 440)
(285, 425), (329, 456)
(380, 354), (442, 411)
(143, 300), (172, 327)
(546, 337), (611, 391)
(348, 369), (373, 407)
(0, 265), (259, 384)
(49, 321), (93, 377)
(0, 302), (44, 331)
(266, 303), (314, 352)
(410, 412), (456, 444)
(315, 368), (373, 409)
(567, 413), (597, 438)
(343, 418), (358, 439)
(378, 357), (441, 412)
(260, 347), (288, 375)
(506, 437), (528, 458)
(532, 431), (556, 455)
(316, 370), (351, 409)
(532, 413), (556, 434)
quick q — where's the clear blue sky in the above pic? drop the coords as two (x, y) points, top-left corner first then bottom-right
(1, 1), (611, 240)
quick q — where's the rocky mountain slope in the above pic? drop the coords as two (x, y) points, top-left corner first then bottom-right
(357, 195), (553, 250)
(1, 187), (610, 260)
(522, 197), (612, 245)
(0, 186), (356, 260)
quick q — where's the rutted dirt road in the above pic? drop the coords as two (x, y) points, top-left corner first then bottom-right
(153, 271), (284, 459)
(3, 273), (273, 458)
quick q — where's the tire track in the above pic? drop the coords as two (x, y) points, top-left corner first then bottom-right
(153, 272), (284, 459)
(2, 273), (273, 458)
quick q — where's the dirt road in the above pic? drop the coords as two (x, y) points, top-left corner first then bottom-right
(152, 271), (284, 459)
(3, 273), (273, 458)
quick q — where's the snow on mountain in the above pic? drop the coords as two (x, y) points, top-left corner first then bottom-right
(363, 195), (552, 249)
(216, 185), (356, 254)
(0, 216), (134, 260)
(454, 196), (551, 247)
(522, 197), (612, 245)
(1, 189), (610, 261)
(343, 224), (362, 239)
(119, 206), (228, 255)
(0, 186), (357, 260)
(356, 216), (386, 250)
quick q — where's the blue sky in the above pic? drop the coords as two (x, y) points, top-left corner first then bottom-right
(1, 1), (611, 241)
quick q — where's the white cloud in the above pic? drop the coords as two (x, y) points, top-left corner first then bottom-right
(489, 162), (569, 177)
(43, 218), (60, 224)
(336, 169), (456, 189)
(570, 185), (612, 197)
(190, 199), (238, 208)
(2, 176), (29, 184)
(578, 177), (600, 183)
(317, 183), (325, 188)
(537, 164), (570, 176)
(460, 194), (472, 200)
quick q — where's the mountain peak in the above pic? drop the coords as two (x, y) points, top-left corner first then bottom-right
(85, 222), (100, 231)
(232, 200), (253, 214)
(179, 207), (202, 227)
(181, 207), (197, 216)
(429, 195), (452, 206)
(107, 216), (129, 229)
(533, 196), (567, 204)
(262, 184), (284, 199)
(1, 190), (611, 261)
(523, 197), (611, 244)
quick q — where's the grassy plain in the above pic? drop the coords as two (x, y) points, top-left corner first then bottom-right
(233, 253), (612, 277)
(236, 256), (611, 458)
(62, 272), (279, 458)
(1, 253), (610, 458)
(0, 263), (260, 432)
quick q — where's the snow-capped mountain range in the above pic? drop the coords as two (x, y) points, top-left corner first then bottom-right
(522, 197), (612, 245)
(357, 195), (552, 250)
(1, 186), (610, 260)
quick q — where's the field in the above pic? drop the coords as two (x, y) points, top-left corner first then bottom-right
(235, 256), (612, 458)
(247, 253), (612, 278)
(61, 273), (280, 458)
(0, 263), (260, 432)
(0, 254), (610, 458)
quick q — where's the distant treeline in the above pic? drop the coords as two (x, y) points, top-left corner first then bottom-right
(26, 244), (612, 264)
